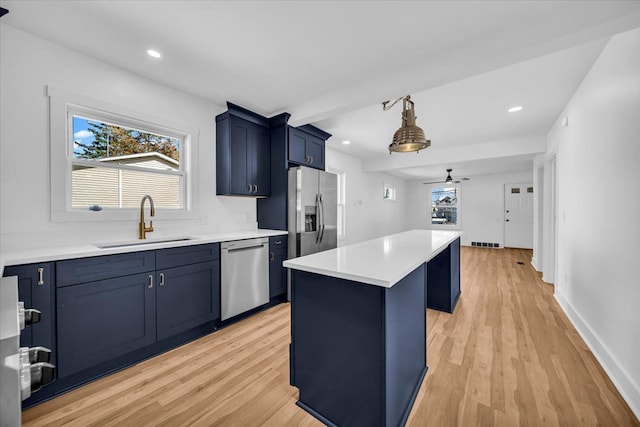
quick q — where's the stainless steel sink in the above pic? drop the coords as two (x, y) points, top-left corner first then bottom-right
(95, 236), (196, 249)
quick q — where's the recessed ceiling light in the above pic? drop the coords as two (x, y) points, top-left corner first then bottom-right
(146, 49), (161, 58)
(342, 140), (351, 145)
(508, 106), (523, 113)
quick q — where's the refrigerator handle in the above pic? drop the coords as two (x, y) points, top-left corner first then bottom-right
(319, 194), (325, 243)
(315, 194), (322, 244)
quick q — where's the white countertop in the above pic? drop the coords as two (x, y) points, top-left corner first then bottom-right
(283, 229), (461, 288)
(1, 229), (286, 271)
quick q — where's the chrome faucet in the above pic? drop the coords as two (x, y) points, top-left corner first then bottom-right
(139, 195), (155, 239)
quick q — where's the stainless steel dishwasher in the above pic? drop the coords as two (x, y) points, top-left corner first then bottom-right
(220, 237), (269, 321)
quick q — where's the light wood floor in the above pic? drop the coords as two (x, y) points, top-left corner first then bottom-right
(23, 247), (639, 426)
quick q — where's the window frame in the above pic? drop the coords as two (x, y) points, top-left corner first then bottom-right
(428, 184), (462, 229)
(48, 86), (198, 222)
(329, 168), (346, 240)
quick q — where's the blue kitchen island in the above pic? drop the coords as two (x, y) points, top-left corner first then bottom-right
(284, 229), (461, 427)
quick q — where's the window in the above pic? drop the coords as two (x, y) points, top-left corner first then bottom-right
(331, 170), (346, 239)
(48, 86), (196, 222)
(431, 186), (459, 226)
(383, 183), (396, 201)
(70, 110), (184, 209)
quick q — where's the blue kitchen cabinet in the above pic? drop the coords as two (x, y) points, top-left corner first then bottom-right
(269, 236), (287, 298)
(3, 263), (57, 407)
(426, 237), (461, 313)
(156, 243), (221, 341)
(216, 102), (271, 197)
(156, 261), (220, 341)
(56, 272), (156, 378)
(257, 118), (332, 231)
(288, 126), (326, 171)
(3, 263), (55, 351)
(55, 244), (220, 379)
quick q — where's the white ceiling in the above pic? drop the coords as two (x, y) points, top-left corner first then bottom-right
(2, 1), (640, 180)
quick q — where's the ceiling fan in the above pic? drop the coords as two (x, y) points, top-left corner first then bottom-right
(423, 169), (470, 185)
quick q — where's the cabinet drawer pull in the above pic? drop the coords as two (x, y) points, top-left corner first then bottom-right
(148, 274), (153, 289)
(270, 252), (275, 261)
(274, 240), (282, 245)
(159, 273), (165, 286)
(37, 267), (44, 286)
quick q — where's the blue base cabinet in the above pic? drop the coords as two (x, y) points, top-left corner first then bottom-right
(57, 272), (157, 378)
(290, 265), (427, 427)
(157, 261), (220, 341)
(11, 243), (221, 408)
(2, 263), (56, 407)
(426, 237), (461, 313)
(269, 236), (287, 298)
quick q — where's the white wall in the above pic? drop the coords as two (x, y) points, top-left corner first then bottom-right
(405, 171), (533, 247)
(548, 27), (640, 418)
(0, 25), (256, 251)
(325, 147), (407, 246)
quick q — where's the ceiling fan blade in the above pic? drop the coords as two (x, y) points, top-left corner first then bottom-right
(460, 177), (471, 181)
(422, 180), (446, 185)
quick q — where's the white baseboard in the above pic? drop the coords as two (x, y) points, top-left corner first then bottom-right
(531, 257), (540, 271)
(555, 291), (640, 421)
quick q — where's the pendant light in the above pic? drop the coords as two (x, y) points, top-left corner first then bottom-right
(382, 95), (431, 154)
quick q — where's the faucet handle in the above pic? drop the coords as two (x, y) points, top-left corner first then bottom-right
(149, 220), (153, 231)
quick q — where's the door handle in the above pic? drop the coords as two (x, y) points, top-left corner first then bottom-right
(506, 219), (510, 222)
(148, 274), (153, 289)
(37, 267), (44, 286)
(159, 273), (165, 286)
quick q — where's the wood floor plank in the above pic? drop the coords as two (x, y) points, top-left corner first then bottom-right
(22, 247), (639, 426)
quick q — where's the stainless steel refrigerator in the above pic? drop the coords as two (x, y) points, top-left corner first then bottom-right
(288, 166), (337, 258)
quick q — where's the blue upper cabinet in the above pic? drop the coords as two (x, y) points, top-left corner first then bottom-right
(216, 102), (270, 197)
(288, 126), (327, 171)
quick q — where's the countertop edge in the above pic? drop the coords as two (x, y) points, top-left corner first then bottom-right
(283, 231), (461, 288)
(1, 229), (287, 272)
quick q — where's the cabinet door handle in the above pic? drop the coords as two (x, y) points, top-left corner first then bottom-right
(148, 274), (153, 289)
(37, 267), (44, 286)
(275, 240), (282, 245)
(309, 156), (313, 164)
(248, 184), (252, 192)
(270, 252), (275, 261)
(253, 185), (258, 193)
(159, 273), (165, 286)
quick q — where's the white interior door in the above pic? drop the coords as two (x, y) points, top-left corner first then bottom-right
(505, 183), (534, 249)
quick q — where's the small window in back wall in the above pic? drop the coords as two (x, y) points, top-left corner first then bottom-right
(511, 187), (520, 194)
(527, 187), (534, 193)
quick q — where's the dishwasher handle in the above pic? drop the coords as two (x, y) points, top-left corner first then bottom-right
(221, 238), (269, 252)
(225, 243), (266, 253)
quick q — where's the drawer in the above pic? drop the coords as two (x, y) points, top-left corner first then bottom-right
(269, 235), (287, 252)
(156, 243), (220, 270)
(57, 251), (155, 287)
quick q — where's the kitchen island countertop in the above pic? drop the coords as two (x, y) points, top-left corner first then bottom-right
(283, 229), (461, 288)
